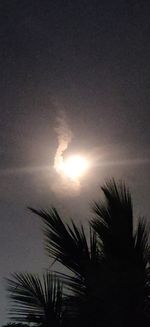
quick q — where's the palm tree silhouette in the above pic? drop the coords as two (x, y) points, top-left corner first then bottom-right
(91, 180), (150, 326)
(7, 180), (150, 327)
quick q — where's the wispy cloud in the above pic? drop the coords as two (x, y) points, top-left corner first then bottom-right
(54, 110), (73, 174)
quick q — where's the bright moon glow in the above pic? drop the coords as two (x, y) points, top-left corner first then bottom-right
(61, 155), (89, 181)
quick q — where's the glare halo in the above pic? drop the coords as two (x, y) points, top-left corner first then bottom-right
(62, 154), (89, 181)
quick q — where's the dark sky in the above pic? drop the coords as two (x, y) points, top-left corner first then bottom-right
(0, 0), (150, 323)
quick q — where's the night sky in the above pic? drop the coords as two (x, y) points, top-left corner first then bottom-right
(0, 0), (150, 323)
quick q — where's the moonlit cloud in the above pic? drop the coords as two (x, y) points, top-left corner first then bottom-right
(52, 111), (83, 194)
(54, 111), (73, 175)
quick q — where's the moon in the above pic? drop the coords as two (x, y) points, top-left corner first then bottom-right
(61, 154), (89, 181)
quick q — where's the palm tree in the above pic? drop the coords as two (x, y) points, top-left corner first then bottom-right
(7, 180), (150, 327)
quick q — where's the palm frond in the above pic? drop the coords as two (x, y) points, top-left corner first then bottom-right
(134, 217), (150, 276)
(91, 179), (134, 260)
(6, 272), (63, 326)
(29, 207), (106, 325)
(29, 207), (97, 277)
(90, 180), (150, 323)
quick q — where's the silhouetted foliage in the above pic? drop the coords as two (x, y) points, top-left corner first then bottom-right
(2, 324), (29, 327)
(7, 273), (64, 327)
(6, 180), (150, 327)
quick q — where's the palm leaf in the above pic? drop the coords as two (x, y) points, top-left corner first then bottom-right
(29, 207), (98, 278)
(91, 179), (134, 261)
(134, 218), (150, 312)
(6, 272), (63, 326)
(134, 218), (150, 267)
(29, 208), (105, 325)
(91, 180), (150, 323)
